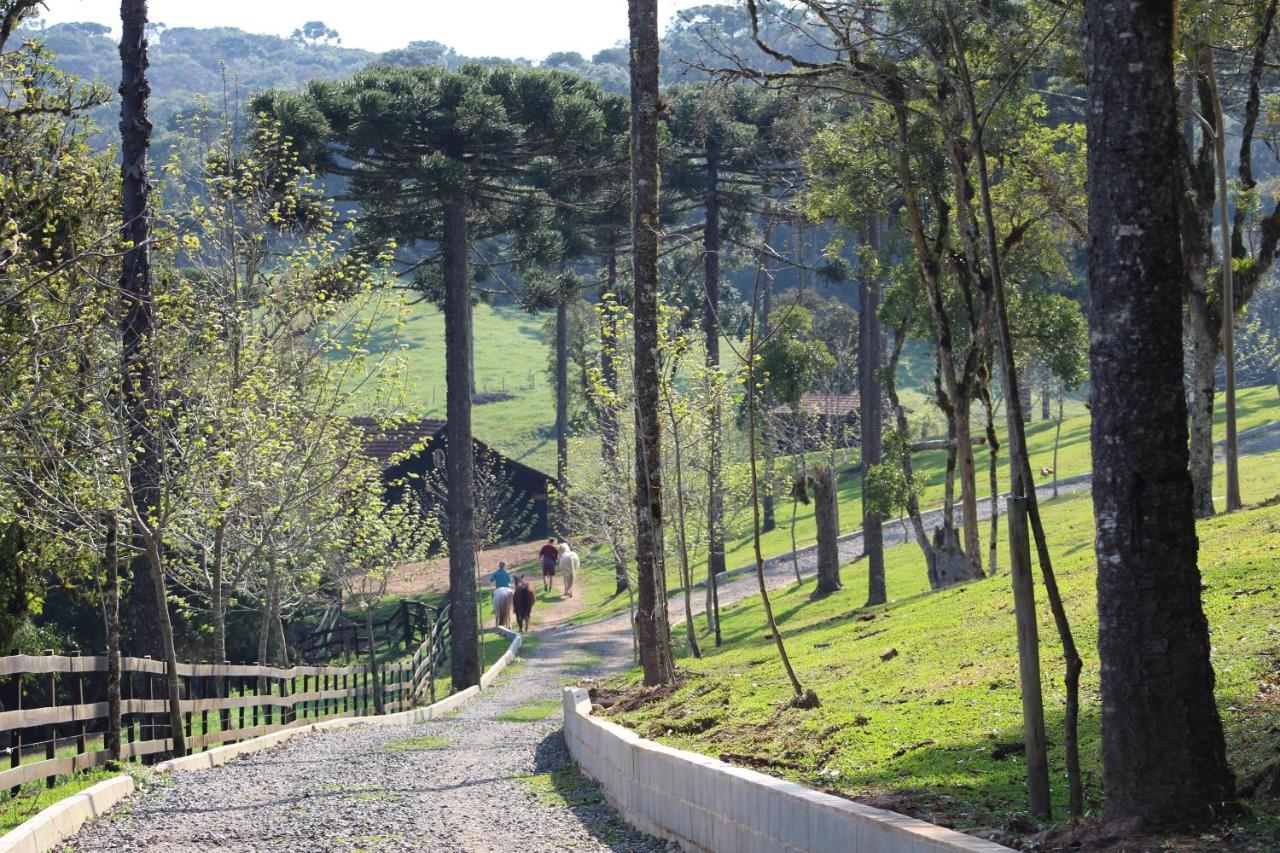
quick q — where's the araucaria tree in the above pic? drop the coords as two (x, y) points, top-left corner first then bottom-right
(257, 62), (623, 690)
(629, 0), (675, 685)
(1085, 0), (1236, 824)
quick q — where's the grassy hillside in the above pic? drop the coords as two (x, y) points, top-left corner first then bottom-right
(601, 450), (1280, 845)
(347, 300), (559, 473)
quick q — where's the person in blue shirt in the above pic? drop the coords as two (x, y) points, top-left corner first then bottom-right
(489, 561), (512, 588)
(490, 561), (515, 628)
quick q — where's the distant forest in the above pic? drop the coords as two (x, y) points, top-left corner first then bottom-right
(22, 4), (822, 141)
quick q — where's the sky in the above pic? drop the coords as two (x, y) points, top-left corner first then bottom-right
(38, 0), (711, 59)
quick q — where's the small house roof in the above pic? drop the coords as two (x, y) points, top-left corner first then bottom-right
(769, 393), (860, 418)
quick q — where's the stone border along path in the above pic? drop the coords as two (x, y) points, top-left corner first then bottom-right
(44, 421), (1278, 853)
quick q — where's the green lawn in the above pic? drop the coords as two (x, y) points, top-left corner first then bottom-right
(602, 448), (1280, 840)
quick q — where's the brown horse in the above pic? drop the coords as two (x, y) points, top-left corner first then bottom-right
(512, 576), (536, 633)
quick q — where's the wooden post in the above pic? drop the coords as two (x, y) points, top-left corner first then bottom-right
(251, 668), (260, 730)
(400, 599), (412, 652)
(219, 668), (230, 744)
(199, 671), (209, 750)
(10, 668), (22, 795)
(1009, 496), (1052, 820)
(45, 651), (56, 788)
(72, 652), (86, 760)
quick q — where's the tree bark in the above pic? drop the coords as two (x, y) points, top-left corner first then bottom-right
(1085, 0), (1236, 823)
(703, 145), (727, 589)
(599, 249), (629, 594)
(860, 217), (886, 605)
(628, 0), (672, 686)
(444, 194), (480, 691)
(556, 298), (569, 493)
(1186, 293), (1219, 518)
(118, 0), (162, 659)
(103, 513), (121, 762)
(812, 465), (842, 595)
(145, 538), (186, 757)
(211, 523), (226, 663)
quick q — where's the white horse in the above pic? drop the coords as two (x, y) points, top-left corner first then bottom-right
(558, 541), (580, 598)
(492, 585), (515, 628)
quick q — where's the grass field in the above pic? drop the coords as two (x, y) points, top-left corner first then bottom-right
(718, 383), (1279, 571)
(601, 449), (1280, 842)
(343, 297), (560, 472)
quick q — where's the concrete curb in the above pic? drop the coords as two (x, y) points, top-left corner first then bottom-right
(0, 774), (135, 853)
(562, 687), (1011, 853)
(0, 628), (525, 852)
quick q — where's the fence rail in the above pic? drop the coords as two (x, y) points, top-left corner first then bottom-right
(296, 599), (439, 662)
(1, 604), (454, 796)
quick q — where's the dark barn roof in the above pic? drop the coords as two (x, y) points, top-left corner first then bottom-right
(351, 417), (555, 539)
(350, 417), (447, 465)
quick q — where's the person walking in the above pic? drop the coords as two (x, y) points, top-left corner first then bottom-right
(558, 540), (580, 598)
(538, 538), (559, 593)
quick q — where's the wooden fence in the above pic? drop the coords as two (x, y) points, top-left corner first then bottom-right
(1, 603), (455, 796)
(295, 599), (439, 662)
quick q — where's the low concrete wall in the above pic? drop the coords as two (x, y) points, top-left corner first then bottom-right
(0, 629), (525, 852)
(562, 687), (1011, 853)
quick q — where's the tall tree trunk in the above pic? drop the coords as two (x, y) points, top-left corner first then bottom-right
(211, 523), (226, 662)
(1039, 362), (1052, 421)
(273, 581), (289, 668)
(761, 244), (777, 532)
(118, 0), (162, 659)
(1018, 362), (1033, 423)
(365, 608), (382, 715)
(1201, 52), (1243, 512)
(444, 195), (480, 691)
(145, 538), (185, 757)
(556, 298), (569, 494)
(665, 395), (702, 659)
(812, 465), (842, 595)
(886, 326), (935, 573)
(703, 145), (727, 590)
(747, 293), (815, 707)
(1085, 0), (1236, 823)
(628, 0), (672, 686)
(860, 217), (886, 606)
(103, 513), (121, 762)
(952, 397), (984, 578)
(599, 249), (629, 593)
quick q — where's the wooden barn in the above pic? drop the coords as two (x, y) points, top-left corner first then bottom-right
(768, 393), (861, 452)
(352, 417), (553, 542)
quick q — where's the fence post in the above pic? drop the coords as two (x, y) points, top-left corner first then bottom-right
(45, 650), (56, 788)
(1009, 495), (1052, 821)
(400, 600), (412, 652)
(72, 651), (86, 762)
(10, 664), (22, 795)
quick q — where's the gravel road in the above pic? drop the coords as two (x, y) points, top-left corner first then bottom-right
(60, 622), (675, 853)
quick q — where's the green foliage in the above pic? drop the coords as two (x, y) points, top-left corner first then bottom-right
(863, 431), (922, 518)
(756, 308), (835, 409)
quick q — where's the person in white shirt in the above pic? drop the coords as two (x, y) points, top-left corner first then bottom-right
(557, 540), (580, 598)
